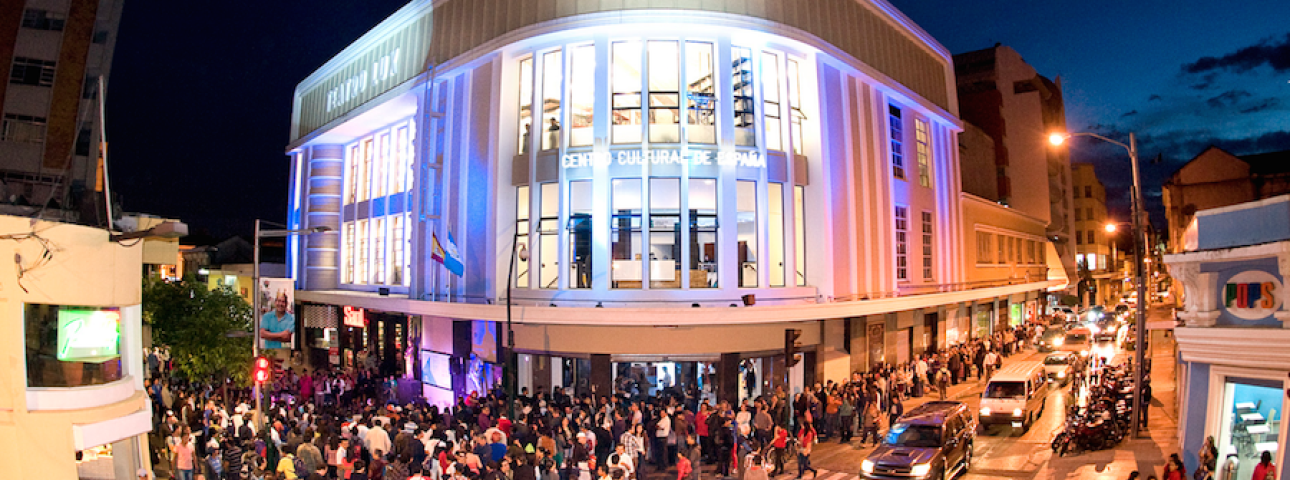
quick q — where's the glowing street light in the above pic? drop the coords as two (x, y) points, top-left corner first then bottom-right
(1105, 223), (1118, 233)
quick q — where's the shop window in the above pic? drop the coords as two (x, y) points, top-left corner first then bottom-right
(539, 183), (560, 288)
(787, 58), (805, 155)
(541, 50), (563, 151)
(738, 181), (759, 288)
(889, 105), (905, 180)
(516, 186), (530, 288)
(373, 218), (386, 284)
(518, 57), (534, 154)
(761, 52), (782, 151)
(611, 179), (643, 289)
(916, 118), (931, 187)
(689, 179), (718, 288)
(567, 181), (593, 288)
(794, 185), (806, 286)
(569, 45), (595, 147)
(356, 219), (369, 284)
(685, 41), (716, 144)
(649, 178), (681, 288)
(731, 47), (755, 147)
(648, 41), (680, 143)
(343, 222), (355, 283)
(612, 41), (643, 144)
(1217, 377), (1283, 480)
(24, 304), (122, 388)
(922, 211), (934, 281)
(768, 182), (786, 287)
(895, 206), (908, 281)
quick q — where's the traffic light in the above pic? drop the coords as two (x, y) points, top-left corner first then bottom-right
(785, 328), (802, 367)
(252, 356), (271, 384)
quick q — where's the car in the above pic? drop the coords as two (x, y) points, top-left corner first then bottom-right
(1036, 328), (1066, 352)
(1060, 327), (1092, 357)
(979, 362), (1049, 433)
(1094, 324), (1118, 343)
(861, 401), (976, 480)
(1042, 352), (1075, 385)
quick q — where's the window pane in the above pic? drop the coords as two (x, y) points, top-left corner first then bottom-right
(769, 183), (786, 287)
(922, 211), (933, 281)
(689, 179), (718, 288)
(346, 144), (359, 204)
(650, 178), (680, 288)
(889, 105), (904, 179)
(787, 59), (804, 155)
(612, 179), (643, 289)
(391, 214), (404, 285)
(24, 304), (123, 387)
(685, 42), (716, 144)
(516, 186), (530, 288)
(541, 50), (563, 150)
(570, 45), (595, 147)
(732, 47), (755, 147)
(360, 138), (373, 201)
(375, 133), (389, 198)
(539, 183), (560, 288)
(895, 206), (908, 281)
(568, 181), (593, 288)
(738, 181), (758, 288)
(795, 185), (806, 286)
(761, 52), (782, 151)
(357, 219), (369, 284)
(518, 58), (533, 154)
(916, 118), (931, 187)
(612, 41), (643, 144)
(373, 218), (386, 284)
(344, 221), (355, 283)
(648, 41), (680, 143)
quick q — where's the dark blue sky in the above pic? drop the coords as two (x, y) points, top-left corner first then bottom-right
(107, 1), (1288, 239)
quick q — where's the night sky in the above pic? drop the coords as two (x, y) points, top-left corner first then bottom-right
(106, 1), (1289, 240)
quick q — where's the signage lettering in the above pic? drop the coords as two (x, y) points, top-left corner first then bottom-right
(1221, 270), (1283, 321)
(326, 48), (402, 113)
(343, 305), (367, 328)
(561, 150), (767, 169)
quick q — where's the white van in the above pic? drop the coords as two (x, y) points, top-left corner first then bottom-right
(978, 361), (1048, 432)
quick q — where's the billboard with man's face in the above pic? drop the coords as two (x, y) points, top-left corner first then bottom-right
(259, 278), (296, 350)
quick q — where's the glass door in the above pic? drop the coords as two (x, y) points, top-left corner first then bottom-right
(1217, 377), (1282, 480)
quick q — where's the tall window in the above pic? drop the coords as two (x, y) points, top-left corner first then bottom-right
(1087, 230), (1095, 245)
(889, 105), (905, 179)
(612, 41), (643, 144)
(685, 42), (716, 144)
(10, 57), (56, 87)
(567, 181), (593, 288)
(649, 178), (681, 288)
(768, 183), (786, 287)
(396, 125), (412, 193)
(915, 118), (931, 187)
(895, 206), (908, 281)
(356, 220), (369, 284)
(648, 41), (680, 143)
(1, 114), (46, 143)
(374, 133), (389, 198)
(541, 50), (563, 150)
(689, 179), (718, 288)
(516, 186), (530, 288)
(611, 179), (643, 289)
(373, 218), (386, 284)
(794, 185), (806, 286)
(787, 59), (805, 155)
(738, 181), (758, 288)
(976, 231), (992, 264)
(569, 45), (595, 147)
(391, 215), (405, 285)
(731, 47), (755, 146)
(996, 234), (1005, 264)
(761, 52), (782, 151)
(1076, 231), (1083, 245)
(344, 222), (355, 283)
(359, 138), (373, 201)
(346, 145), (360, 204)
(1075, 209), (1082, 221)
(517, 57), (533, 154)
(539, 183), (560, 288)
(921, 211), (933, 281)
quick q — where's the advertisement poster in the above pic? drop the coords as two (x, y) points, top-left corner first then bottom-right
(259, 278), (296, 350)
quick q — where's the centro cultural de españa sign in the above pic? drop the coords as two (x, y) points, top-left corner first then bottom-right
(57, 309), (121, 363)
(561, 150), (767, 169)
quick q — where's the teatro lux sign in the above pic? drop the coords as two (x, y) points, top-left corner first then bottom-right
(562, 150), (767, 169)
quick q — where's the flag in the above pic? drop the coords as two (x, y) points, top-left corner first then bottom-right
(431, 232), (446, 264)
(442, 231), (465, 276)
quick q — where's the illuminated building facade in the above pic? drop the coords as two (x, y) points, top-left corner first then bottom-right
(286, 0), (1062, 405)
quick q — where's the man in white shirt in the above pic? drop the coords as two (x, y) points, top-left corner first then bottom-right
(366, 421), (392, 457)
(654, 411), (671, 469)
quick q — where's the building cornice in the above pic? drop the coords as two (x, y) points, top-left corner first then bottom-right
(1175, 326), (1290, 370)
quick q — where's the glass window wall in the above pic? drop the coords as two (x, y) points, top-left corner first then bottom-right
(732, 47), (755, 146)
(568, 180), (593, 288)
(516, 186), (530, 288)
(612, 41), (643, 144)
(689, 179), (718, 288)
(612, 179), (643, 289)
(648, 41), (681, 144)
(539, 183), (560, 288)
(1217, 378), (1283, 480)
(518, 57), (533, 154)
(541, 50), (563, 150)
(570, 45), (595, 147)
(769, 183), (786, 287)
(685, 42), (716, 144)
(650, 178), (681, 288)
(761, 52), (782, 151)
(738, 181), (758, 288)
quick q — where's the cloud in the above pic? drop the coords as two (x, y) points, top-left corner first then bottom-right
(1148, 94), (1162, 102)
(1239, 97), (1282, 114)
(1189, 72), (1219, 90)
(1120, 110), (1139, 118)
(1182, 33), (1290, 74)
(1206, 89), (1252, 108)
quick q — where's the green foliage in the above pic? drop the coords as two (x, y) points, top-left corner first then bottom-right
(1059, 294), (1079, 306)
(143, 276), (253, 386)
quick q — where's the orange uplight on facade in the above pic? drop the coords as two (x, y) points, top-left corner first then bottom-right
(1049, 132), (1068, 146)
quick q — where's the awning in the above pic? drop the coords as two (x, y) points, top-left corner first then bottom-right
(1045, 242), (1072, 291)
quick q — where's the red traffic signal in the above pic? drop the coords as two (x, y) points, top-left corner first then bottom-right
(253, 356), (271, 383)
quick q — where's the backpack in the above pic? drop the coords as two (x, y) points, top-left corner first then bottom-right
(292, 454), (308, 477)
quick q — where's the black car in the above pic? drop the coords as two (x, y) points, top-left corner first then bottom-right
(861, 401), (976, 480)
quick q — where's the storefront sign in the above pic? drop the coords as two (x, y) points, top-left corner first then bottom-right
(1223, 270), (1283, 320)
(57, 309), (120, 363)
(343, 305), (367, 327)
(561, 150), (766, 169)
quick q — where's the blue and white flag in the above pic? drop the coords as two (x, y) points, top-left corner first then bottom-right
(442, 231), (465, 276)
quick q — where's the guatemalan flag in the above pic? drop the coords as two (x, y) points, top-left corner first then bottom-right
(431, 231), (465, 276)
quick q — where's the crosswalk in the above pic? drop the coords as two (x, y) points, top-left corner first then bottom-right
(770, 468), (855, 480)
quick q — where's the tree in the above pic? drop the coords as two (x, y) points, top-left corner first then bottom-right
(144, 276), (253, 386)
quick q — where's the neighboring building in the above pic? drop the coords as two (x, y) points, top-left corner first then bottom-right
(0, 214), (151, 479)
(954, 44), (1078, 298)
(1163, 147), (1290, 255)
(284, 0), (1062, 406)
(178, 235), (285, 303)
(1165, 195), (1290, 480)
(1071, 163), (1122, 306)
(0, 0), (125, 224)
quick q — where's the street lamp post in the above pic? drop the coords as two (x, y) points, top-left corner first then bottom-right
(1051, 131), (1149, 439)
(251, 219), (331, 427)
(505, 231), (528, 422)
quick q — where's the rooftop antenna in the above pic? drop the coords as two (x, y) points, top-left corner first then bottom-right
(97, 75), (114, 231)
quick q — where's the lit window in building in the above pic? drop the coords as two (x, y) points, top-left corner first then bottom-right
(685, 41), (716, 144)
(915, 118), (931, 187)
(359, 138), (373, 201)
(611, 179), (643, 289)
(518, 57), (534, 154)
(567, 180), (593, 288)
(768, 183), (786, 287)
(976, 231), (992, 264)
(689, 179), (718, 288)
(612, 41), (643, 144)
(569, 45), (595, 147)
(996, 234), (1006, 264)
(761, 52), (782, 151)
(345, 144), (359, 204)
(648, 41), (681, 143)
(344, 222), (355, 283)
(794, 185), (806, 286)
(373, 218), (386, 284)
(895, 206), (908, 281)
(539, 183), (560, 288)
(738, 180), (759, 288)
(650, 178), (681, 288)
(396, 124), (412, 193)
(731, 47), (755, 147)
(889, 105), (905, 179)
(787, 58), (805, 155)
(391, 214), (405, 286)
(922, 211), (933, 281)
(541, 49), (563, 151)
(516, 186), (530, 288)
(374, 133), (389, 198)
(356, 219), (369, 284)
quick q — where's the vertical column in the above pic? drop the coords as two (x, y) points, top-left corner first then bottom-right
(590, 354), (612, 399)
(305, 145), (344, 290)
(719, 353), (741, 405)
